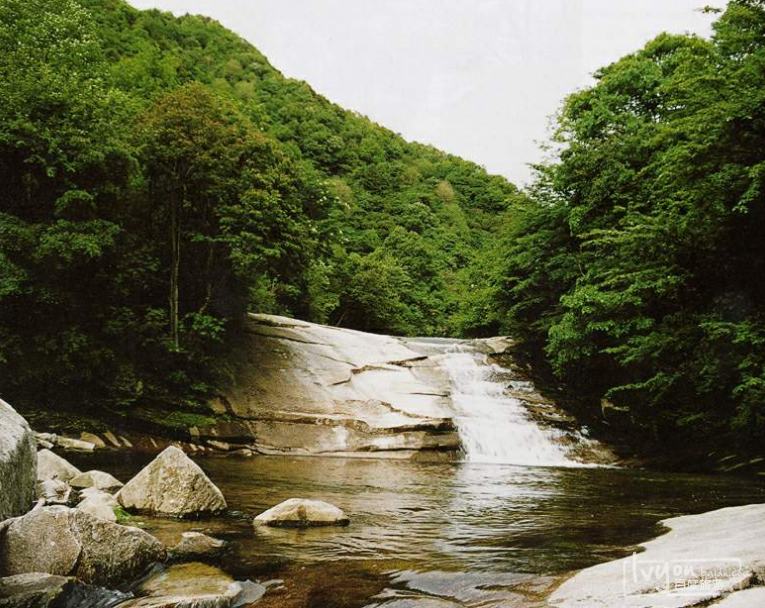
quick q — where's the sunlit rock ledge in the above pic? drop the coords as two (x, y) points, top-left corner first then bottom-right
(197, 313), (614, 462)
(212, 313), (463, 458)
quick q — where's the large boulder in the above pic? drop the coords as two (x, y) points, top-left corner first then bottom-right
(36, 450), (81, 483)
(116, 446), (226, 517)
(253, 498), (349, 528)
(0, 506), (165, 587)
(0, 399), (37, 520)
(70, 470), (123, 493)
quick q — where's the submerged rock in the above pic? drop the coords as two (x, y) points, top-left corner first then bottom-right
(549, 503), (765, 608)
(114, 562), (243, 608)
(0, 506), (165, 587)
(0, 399), (37, 520)
(253, 498), (349, 528)
(169, 532), (227, 563)
(70, 470), (124, 493)
(36, 449), (81, 483)
(116, 446), (227, 517)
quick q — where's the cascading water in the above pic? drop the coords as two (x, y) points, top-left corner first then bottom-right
(438, 345), (579, 467)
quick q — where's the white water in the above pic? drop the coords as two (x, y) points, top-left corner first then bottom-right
(439, 345), (578, 467)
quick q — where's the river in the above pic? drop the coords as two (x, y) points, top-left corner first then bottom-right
(72, 452), (765, 608)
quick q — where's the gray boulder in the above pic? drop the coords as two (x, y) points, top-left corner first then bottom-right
(0, 399), (37, 520)
(76, 490), (118, 523)
(36, 450), (81, 483)
(70, 470), (123, 493)
(116, 446), (226, 517)
(0, 506), (165, 587)
(169, 532), (227, 563)
(253, 498), (349, 528)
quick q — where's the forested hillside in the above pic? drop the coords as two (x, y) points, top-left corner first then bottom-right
(477, 1), (765, 452)
(0, 0), (515, 427)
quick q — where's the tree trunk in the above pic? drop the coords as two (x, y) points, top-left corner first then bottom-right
(169, 189), (180, 350)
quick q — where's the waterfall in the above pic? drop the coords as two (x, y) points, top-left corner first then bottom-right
(438, 345), (579, 467)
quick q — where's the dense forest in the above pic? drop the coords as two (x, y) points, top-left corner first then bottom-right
(474, 1), (765, 452)
(1, 0), (764, 455)
(0, 0), (516, 428)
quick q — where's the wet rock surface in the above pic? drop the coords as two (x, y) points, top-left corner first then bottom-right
(169, 532), (227, 563)
(113, 563), (243, 608)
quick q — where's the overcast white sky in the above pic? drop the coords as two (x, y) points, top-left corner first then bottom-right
(130, 0), (720, 186)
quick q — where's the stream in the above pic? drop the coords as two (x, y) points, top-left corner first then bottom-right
(72, 452), (765, 608)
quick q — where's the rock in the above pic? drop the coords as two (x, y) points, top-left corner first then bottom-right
(0, 506), (165, 587)
(103, 431), (122, 448)
(37, 479), (71, 506)
(113, 563), (242, 608)
(169, 532), (227, 563)
(70, 470), (123, 492)
(549, 503), (765, 608)
(711, 587), (765, 607)
(0, 573), (73, 608)
(253, 498), (349, 528)
(55, 437), (95, 452)
(221, 314), (460, 456)
(230, 580), (266, 607)
(36, 449), (81, 483)
(79, 432), (107, 449)
(225, 448), (253, 458)
(77, 490), (118, 522)
(0, 399), (37, 520)
(205, 440), (230, 451)
(116, 446), (227, 517)
(119, 436), (133, 448)
(0, 573), (129, 608)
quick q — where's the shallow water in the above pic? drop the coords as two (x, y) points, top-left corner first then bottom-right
(73, 453), (765, 607)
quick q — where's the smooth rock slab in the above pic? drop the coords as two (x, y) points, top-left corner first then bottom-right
(711, 587), (765, 607)
(36, 449), (81, 483)
(0, 506), (165, 587)
(0, 399), (37, 520)
(253, 498), (349, 528)
(548, 503), (765, 608)
(117, 446), (227, 517)
(70, 470), (123, 492)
